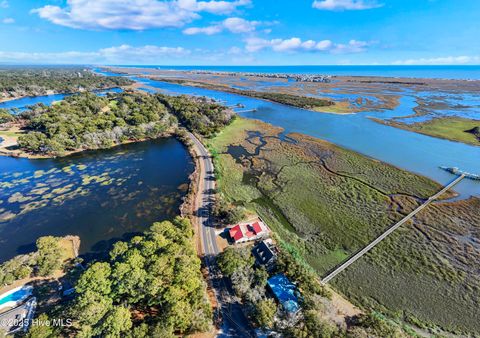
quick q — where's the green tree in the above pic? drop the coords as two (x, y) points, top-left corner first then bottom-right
(75, 262), (112, 295)
(217, 247), (254, 277)
(74, 290), (113, 327)
(36, 236), (63, 276)
(213, 196), (246, 224)
(64, 218), (211, 336)
(18, 132), (49, 153)
(255, 299), (277, 329)
(148, 322), (175, 338)
(96, 306), (132, 338)
(0, 110), (14, 124)
(126, 323), (149, 338)
(109, 241), (129, 260)
(25, 314), (56, 338)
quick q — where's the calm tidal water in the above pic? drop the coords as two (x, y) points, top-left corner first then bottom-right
(0, 87), (123, 113)
(129, 75), (480, 199)
(0, 138), (193, 262)
(2, 67), (479, 261)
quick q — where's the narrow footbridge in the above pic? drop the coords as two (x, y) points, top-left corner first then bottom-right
(321, 174), (465, 284)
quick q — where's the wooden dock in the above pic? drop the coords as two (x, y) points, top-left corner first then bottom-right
(321, 174), (466, 284)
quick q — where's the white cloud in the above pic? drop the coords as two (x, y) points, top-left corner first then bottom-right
(2, 17), (14, 24)
(223, 17), (257, 33)
(228, 46), (242, 54)
(183, 25), (223, 35)
(245, 37), (370, 54)
(333, 39), (370, 53)
(33, 0), (251, 30)
(0, 1), (8, 9)
(183, 17), (258, 35)
(392, 56), (480, 65)
(178, 0), (251, 15)
(312, 0), (383, 11)
(0, 44), (190, 64)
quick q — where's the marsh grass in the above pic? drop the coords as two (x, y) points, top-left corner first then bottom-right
(383, 116), (480, 146)
(208, 117), (480, 334)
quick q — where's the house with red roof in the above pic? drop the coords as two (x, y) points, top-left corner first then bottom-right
(228, 220), (269, 243)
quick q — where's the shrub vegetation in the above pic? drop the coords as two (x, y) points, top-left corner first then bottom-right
(53, 217), (212, 337)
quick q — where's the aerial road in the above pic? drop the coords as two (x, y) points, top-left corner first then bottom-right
(187, 132), (253, 337)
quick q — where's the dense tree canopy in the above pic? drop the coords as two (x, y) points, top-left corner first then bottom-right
(17, 92), (174, 155)
(217, 247), (254, 277)
(16, 92), (234, 156)
(0, 67), (131, 99)
(163, 95), (235, 137)
(65, 217), (211, 337)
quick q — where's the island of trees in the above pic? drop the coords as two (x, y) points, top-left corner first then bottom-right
(1, 91), (234, 157)
(0, 67), (132, 101)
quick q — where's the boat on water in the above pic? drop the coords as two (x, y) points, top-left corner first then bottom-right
(440, 166), (480, 180)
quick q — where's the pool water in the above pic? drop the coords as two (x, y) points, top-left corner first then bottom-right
(0, 286), (32, 306)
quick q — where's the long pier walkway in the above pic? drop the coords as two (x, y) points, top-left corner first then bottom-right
(321, 174), (466, 284)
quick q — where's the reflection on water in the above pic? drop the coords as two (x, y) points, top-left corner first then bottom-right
(0, 138), (193, 262)
(395, 91), (480, 124)
(129, 75), (480, 198)
(0, 87), (123, 113)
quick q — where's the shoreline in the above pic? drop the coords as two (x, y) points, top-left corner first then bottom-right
(0, 83), (139, 108)
(102, 66), (480, 83)
(371, 116), (480, 147)
(101, 67), (414, 115)
(0, 131), (175, 159)
(139, 75), (354, 115)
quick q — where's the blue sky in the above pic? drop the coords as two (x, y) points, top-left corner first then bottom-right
(0, 0), (479, 65)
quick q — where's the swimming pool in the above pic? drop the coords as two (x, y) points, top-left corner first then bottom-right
(0, 285), (33, 309)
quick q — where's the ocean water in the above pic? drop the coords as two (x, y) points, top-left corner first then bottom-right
(114, 65), (480, 80)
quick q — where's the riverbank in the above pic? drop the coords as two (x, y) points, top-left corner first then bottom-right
(103, 65), (480, 117)
(207, 116), (480, 334)
(374, 116), (480, 146)
(0, 122), (175, 159)
(0, 235), (80, 299)
(144, 76), (338, 111)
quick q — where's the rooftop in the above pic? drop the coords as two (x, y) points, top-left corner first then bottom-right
(267, 274), (300, 314)
(252, 240), (276, 266)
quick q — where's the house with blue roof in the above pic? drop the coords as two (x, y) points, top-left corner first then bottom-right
(267, 274), (301, 315)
